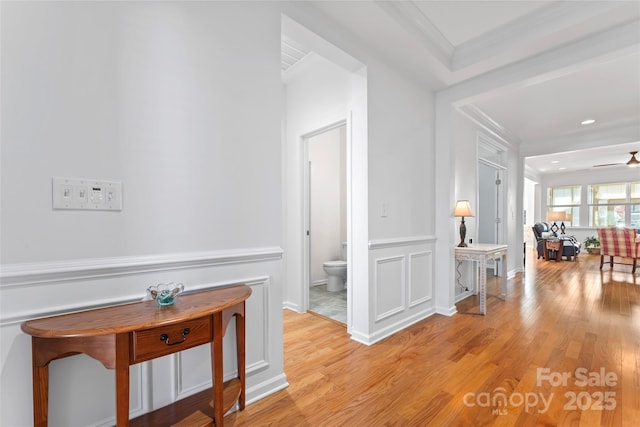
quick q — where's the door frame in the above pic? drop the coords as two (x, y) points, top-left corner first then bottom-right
(301, 120), (348, 313)
(477, 133), (508, 275)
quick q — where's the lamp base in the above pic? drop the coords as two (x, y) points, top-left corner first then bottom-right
(458, 218), (467, 247)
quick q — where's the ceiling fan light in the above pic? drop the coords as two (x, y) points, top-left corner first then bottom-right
(627, 151), (639, 167)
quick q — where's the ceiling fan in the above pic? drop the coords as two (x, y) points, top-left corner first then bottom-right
(593, 151), (640, 168)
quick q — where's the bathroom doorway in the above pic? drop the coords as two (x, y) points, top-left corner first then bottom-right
(304, 123), (348, 323)
(477, 134), (507, 275)
(282, 14), (367, 335)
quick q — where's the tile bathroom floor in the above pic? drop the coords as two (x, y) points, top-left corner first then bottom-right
(309, 284), (347, 324)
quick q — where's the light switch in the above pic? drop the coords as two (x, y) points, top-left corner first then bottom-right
(62, 185), (73, 200)
(76, 185), (88, 204)
(53, 177), (122, 211)
(380, 202), (389, 218)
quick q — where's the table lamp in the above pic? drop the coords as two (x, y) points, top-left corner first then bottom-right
(561, 212), (571, 234)
(454, 200), (474, 247)
(547, 211), (565, 234)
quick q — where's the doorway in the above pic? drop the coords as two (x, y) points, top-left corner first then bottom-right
(477, 135), (507, 275)
(282, 14), (367, 336)
(303, 123), (348, 323)
(478, 163), (503, 245)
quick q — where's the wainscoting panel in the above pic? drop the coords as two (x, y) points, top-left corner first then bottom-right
(409, 251), (433, 307)
(363, 236), (436, 345)
(245, 279), (270, 373)
(374, 255), (406, 321)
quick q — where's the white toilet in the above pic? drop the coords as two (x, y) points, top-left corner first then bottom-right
(323, 242), (348, 292)
(323, 260), (347, 292)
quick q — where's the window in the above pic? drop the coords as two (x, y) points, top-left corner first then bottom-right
(631, 182), (640, 228)
(547, 185), (581, 226)
(588, 181), (640, 227)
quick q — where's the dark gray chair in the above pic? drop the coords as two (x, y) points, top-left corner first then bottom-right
(532, 222), (581, 261)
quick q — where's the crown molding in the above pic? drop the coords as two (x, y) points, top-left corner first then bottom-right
(457, 104), (520, 147)
(452, 1), (637, 72)
(524, 164), (542, 183)
(375, 0), (454, 69)
(438, 17), (640, 107)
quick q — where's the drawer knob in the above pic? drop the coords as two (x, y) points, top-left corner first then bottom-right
(159, 328), (190, 346)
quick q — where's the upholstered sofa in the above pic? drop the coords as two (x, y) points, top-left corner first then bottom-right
(532, 222), (581, 261)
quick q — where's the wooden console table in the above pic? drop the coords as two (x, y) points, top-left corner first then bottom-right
(455, 244), (508, 315)
(21, 284), (251, 427)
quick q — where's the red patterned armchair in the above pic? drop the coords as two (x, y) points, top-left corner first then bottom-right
(597, 228), (640, 273)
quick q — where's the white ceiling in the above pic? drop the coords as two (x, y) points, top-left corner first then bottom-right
(283, 1), (640, 176)
(525, 141), (640, 174)
(473, 51), (640, 142)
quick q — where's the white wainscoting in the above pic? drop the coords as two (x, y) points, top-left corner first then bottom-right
(359, 235), (436, 345)
(374, 255), (406, 321)
(409, 250), (433, 307)
(0, 247), (286, 427)
(174, 279), (271, 401)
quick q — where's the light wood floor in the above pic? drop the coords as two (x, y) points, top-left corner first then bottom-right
(227, 251), (639, 426)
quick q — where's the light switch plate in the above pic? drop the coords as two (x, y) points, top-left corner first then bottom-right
(53, 177), (122, 211)
(380, 202), (389, 218)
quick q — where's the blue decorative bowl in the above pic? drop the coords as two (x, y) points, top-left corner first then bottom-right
(147, 282), (184, 306)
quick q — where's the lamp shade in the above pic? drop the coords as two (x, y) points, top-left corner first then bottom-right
(547, 211), (565, 222)
(454, 200), (474, 217)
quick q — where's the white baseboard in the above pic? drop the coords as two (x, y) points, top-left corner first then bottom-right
(245, 373), (289, 406)
(282, 302), (301, 312)
(350, 307), (436, 346)
(435, 305), (458, 316)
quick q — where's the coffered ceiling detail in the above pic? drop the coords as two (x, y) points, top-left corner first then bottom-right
(283, 1), (640, 175)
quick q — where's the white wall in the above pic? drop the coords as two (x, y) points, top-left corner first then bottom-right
(451, 111), (480, 244)
(523, 177), (538, 246)
(362, 63), (437, 344)
(1, 2), (286, 425)
(367, 65), (435, 239)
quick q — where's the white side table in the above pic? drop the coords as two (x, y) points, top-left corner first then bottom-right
(455, 244), (508, 315)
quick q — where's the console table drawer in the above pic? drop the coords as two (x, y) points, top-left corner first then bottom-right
(132, 317), (211, 363)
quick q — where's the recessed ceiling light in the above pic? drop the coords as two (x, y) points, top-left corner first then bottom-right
(559, 167), (566, 170)
(581, 119), (596, 125)
(551, 160), (559, 164)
